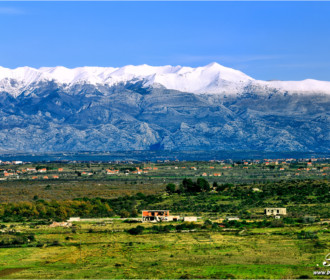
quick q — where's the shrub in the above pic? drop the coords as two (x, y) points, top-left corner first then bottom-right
(270, 220), (284, 228)
(298, 275), (309, 279)
(297, 231), (318, 240)
(27, 234), (36, 242)
(166, 183), (176, 194)
(127, 225), (145, 235)
(51, 240), (62, 246)
(123, 219), (140, 223)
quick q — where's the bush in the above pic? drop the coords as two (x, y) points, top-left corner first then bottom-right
(11, 236), (28, 245)
(297, 231), (318, 240)
(313, 240), (326, 249)
(176, 222), (199, 231)
(123, 219), (140, 223)
(51, 240), (62, 246)
(166, 183), (176, 194)
(270, 220), (284, 228)
(127, 225), (145, 235)
(36, 241), (45, 247)
(27, 234), (36, 242)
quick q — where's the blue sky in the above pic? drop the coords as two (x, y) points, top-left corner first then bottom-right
(0, 2), (329, 81)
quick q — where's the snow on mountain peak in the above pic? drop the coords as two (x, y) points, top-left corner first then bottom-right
(143, 63), (254, 94)
(261, 79), (330, 94)
(0, 63), (329, 97)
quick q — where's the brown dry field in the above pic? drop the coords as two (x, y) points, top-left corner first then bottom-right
(0, 180), (165, 203)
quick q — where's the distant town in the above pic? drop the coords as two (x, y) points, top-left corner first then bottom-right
(0, 157), (329, 181)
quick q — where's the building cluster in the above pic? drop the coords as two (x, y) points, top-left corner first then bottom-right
(142, 210), (198, 223)
(0, 160), (24, 165)
(142, 208), (288, 223)
(264, 207), (287, 217)
(62, 208), (290, 227)
(106, 166), (158, 176)
(0, 157), (328, 181)
(0, 167), (64, 180)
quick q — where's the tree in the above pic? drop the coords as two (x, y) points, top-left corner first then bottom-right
(217, 183), (233, 192)
(196, 178), (210, 192)
(166, 183), (176, 194)
(130, 209), (138, 217)
(55, 206), (68, 221)
(181, 178), (195, 193)
(119, 210), (130, 218)
(179, 178), (211, 193)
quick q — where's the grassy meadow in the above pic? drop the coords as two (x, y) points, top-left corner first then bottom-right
(0, 221), (329, 279)
(0, 160), (329, 279)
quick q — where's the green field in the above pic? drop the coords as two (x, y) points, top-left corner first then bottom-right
(0, 221), (329, 279)
(0, 160), (329, 279)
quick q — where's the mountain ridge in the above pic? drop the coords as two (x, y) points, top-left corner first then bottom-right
(0, 63), (329, 153)
(1, 63), (330, 97)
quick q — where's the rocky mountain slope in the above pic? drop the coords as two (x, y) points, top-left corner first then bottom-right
(0, 63), (329, 152)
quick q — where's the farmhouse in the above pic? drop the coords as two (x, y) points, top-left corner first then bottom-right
(142, 210), (196, 222)
(142, 210), (170, 222)
(106, 169), (119, 175)
(26, 168), (37, 172)
(264, 208), (287, 216)
(167, 215), (181, 222)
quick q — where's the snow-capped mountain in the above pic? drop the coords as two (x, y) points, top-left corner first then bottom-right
(0, 63), (329, 153)
(1, 63), (330, 97)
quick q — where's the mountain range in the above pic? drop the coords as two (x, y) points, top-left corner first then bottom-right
(0, 62), (329, 153)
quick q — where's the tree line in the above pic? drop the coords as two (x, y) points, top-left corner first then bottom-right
(0, 179), (328, 221)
